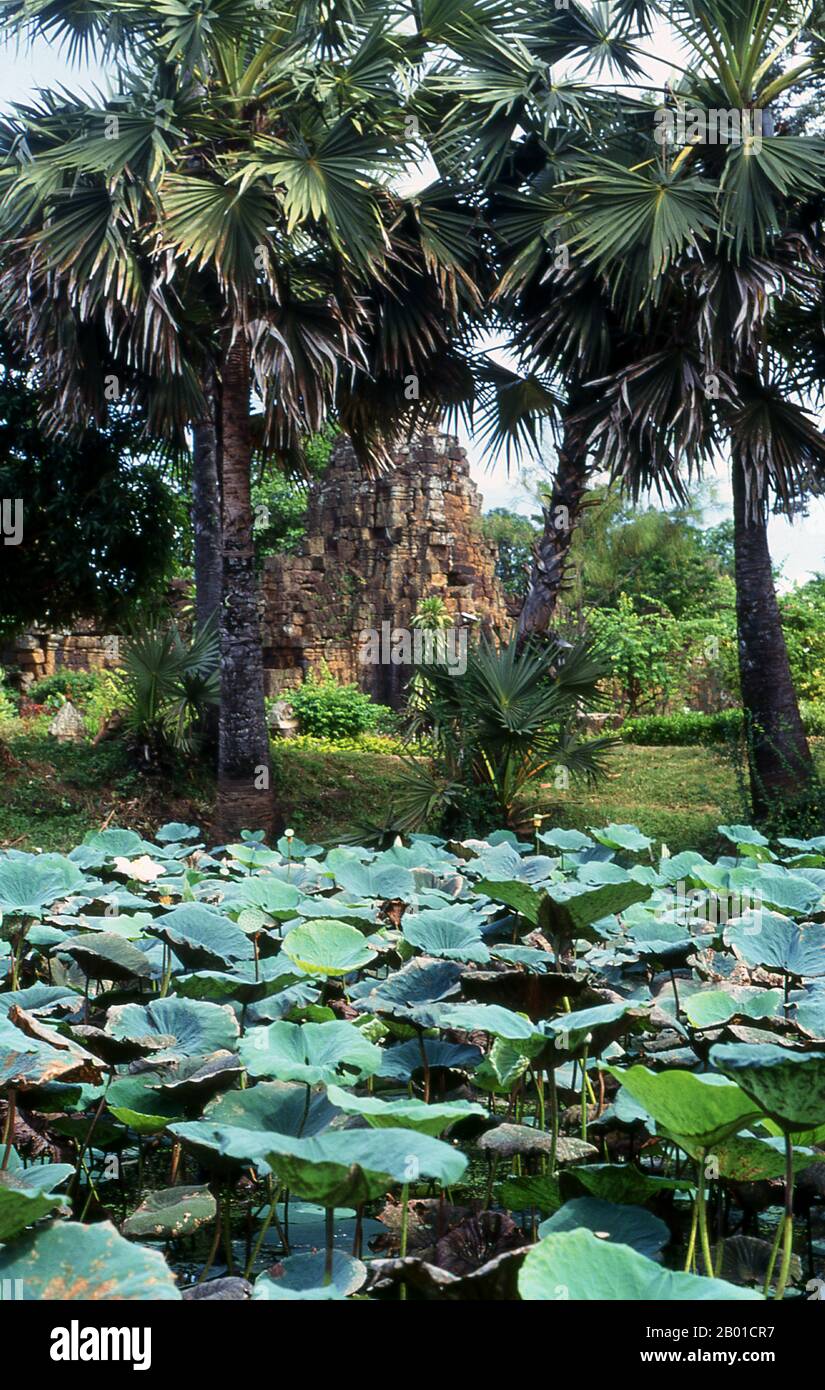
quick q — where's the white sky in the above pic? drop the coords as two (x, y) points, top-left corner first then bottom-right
(1, 27), (824, 586)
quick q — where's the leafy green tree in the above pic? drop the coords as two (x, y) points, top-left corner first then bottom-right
(0, 334), (182, 640)
(481, 507), (538, 599)
(563, 488), (735, 621)
(779, 575), (825, 703)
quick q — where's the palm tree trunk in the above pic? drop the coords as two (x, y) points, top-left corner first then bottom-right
(192, 368), (222, 751)
(732, 454), (813, 818)
(517, 427), (587, 639)
(192, 368), (223, 636)
(216, 334), (275, 839)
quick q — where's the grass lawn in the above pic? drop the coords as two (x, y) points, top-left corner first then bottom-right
(2, 727), (823, 855)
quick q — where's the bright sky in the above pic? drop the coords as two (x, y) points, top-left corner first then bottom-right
(1, 28), (824, 587)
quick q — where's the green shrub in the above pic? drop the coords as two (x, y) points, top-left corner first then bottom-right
(275, 731), (407, 754)
(28, 670), (103, 711)
(620, 709), (744, 745)
(286, 672), (395, 740)
(621, 705), (825, 746)
(0, 673), (19, 731)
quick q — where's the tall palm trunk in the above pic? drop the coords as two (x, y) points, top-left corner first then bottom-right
(732, 454), (813, 819)
(517, 425), (587, 639)
(216, 334), (275, 839)
(192, 368), (222, 751)
(192, 368), (223, 636)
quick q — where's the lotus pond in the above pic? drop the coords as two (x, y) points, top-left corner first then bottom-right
(1, 819), (824, 1302)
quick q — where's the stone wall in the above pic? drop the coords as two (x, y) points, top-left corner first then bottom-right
(2, 435), (510, 707)
(1, 623), (122, 691)
(261, 432), (510, 705)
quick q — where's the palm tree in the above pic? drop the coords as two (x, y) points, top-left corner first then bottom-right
(0, 0), (497, 837)
(424, 2), (652, 633)
(540, 0), (825, 817)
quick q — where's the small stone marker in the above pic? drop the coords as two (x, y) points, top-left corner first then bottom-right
(47, 700), (86, 741)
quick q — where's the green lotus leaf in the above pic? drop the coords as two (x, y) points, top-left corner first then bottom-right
(218, 1126), (468, 1204)
(741, 870), (822, 917)
(378, 1038), (483, 1081)
(106, 1074), (185, 1134)
(331, 860), (415, 901)
(548, 881), (653, 935)
(295, 897), (376, 928)
(147, 904), (255, 970)
(168, 1121), (270, 1174)
(324, 1084), (484, 1135)
(710, 1043), (825, 1131)
(497, 1173), (562, 1215)
(151, 1051), (242, 1106)
(433, 1002), (541, 1042)
(538, 829), (595, 853)
(547, 1002), (647, 1055)
(240, 1020), (381, 1086)
(0, 984), (79, 1017)
(282, 920), (378, 976)
(277, 834), (324, 859)
(475, 879), (542, 924)
(538, 1197), (670, 1258)
(0, 1164), (74, 1240)
(123, 1185), (216, 1239)
(719, 824), (771, 849)
(589, 825), (653, 853)
(0, 854), (87, 917)
(253, 1250), (366, 1301)
(355, 959), (462, 1020)
(474, 1037), (535, 1093)
(0, 1220), (181, 1299)
(223, 876), (302, 919)
(604, 1064), (761, 1148)
(58, 933), (156, 982)
(82, 828), (156, 858)
(519, 1229), (762, 1300)
(690, 1134), (822, 1181)
(724, 912), (825, 979)
(155, 823), (201, 844)
(685, 988), (784, 1030)
(796, 989), (825, 1040)
(204, 1079), (338, 1136)
(402, 913), (489, 964)
(106, 998), (239, 1059)
(560, 1164), (692, 1205)
(0, 1013), (102, 1088)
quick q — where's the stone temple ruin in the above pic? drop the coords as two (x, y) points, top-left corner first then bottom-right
(261, 432), (510, 706)
(2, 432), (510, 708)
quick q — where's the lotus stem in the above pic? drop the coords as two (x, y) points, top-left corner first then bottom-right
(1, 1087), (16, 1170)
(549, 1067), (559, 1175)
(763, 1211), (784, 1296)
(684, 1192), (699, 1272)
(696, 1151), (714, 1277)
(199, 1189), (222, 1284)
(324, 1205), (335, 1286)
(399, 1182), (410, 1301)
(774, 1133), (795, 1300)
(245, 1184), (279, 1280)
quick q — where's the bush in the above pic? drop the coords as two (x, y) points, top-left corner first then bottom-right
(0, 674), (19, 731)
(286, 672), (395, 740)
(28, 670), (104, 712)
(620, 709), (744, 745)
(276, 732), (407, 754)
(621, 704), (825, 746)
